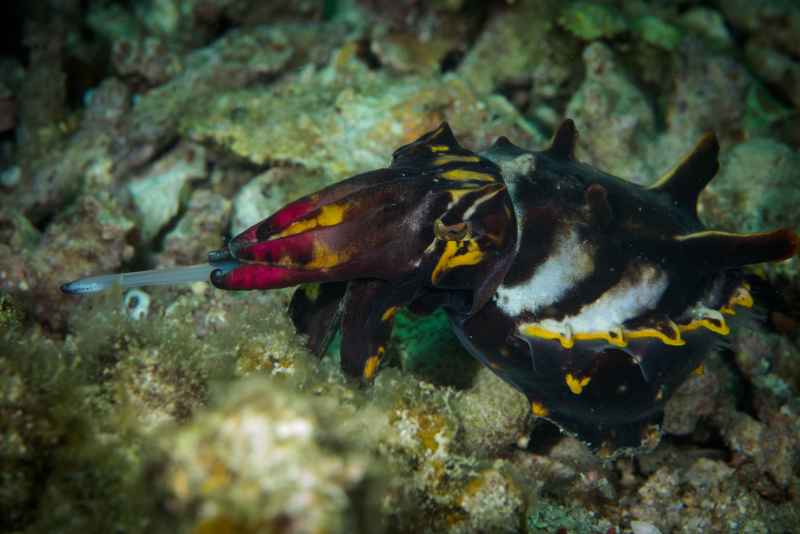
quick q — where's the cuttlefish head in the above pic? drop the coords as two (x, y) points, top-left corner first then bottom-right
(211, 123), (518, 315)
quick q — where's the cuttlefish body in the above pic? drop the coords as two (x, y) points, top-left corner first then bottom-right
(63, 121), (798, 453)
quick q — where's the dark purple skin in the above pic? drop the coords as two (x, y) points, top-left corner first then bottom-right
(208, 120), (797, 453)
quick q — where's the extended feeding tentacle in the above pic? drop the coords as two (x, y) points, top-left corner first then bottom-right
(60, 255), (240, 295)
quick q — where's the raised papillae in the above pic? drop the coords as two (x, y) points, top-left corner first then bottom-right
(63, 120), (799, 454)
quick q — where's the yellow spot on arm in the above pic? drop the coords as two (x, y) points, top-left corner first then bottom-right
(363, 347), (385, 380)
(565, 373), (591, 395)
(276, 203), (348, 238)
(317, 203), (347, 225)
(430, 144), (450, 152)
(431, 240), (484, 284)
(275, 218), (318, 239)
(692, 363), (705, 376)
(305, 240), (351, 269)
(531, 402), (549, 417)
(381, 306), (398, 322)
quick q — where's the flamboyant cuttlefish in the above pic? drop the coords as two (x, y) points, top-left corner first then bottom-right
(63, 121), (798, 454)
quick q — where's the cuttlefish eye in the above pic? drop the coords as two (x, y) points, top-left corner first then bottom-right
(435, 220), (469, 241)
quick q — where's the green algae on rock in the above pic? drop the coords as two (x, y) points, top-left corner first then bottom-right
(631, 15), (682, 51)
(180, 52), (537, 178)
(527, 499), (610, 534)
(458, 0), (579, 102)
(558, 1), (628, 41)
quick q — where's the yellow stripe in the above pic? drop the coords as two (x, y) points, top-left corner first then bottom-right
(680, 317), (729, 336)
(447, 189), (472, 204)
(519, 296), (745, 349)
(519, 318), (737, 349)
(275, 218), (316, 239)
(430, 144), (449, 152)
(626, 324), (684, 346)
(574, 328), (627, 347)
(434, 155), (481, 165)
(520, 324), (573, 349)
(441, 169), (495, 182)
(674, 230), (782, 242)
(431, 240), (484, 284)
(276, 203), (348, 239)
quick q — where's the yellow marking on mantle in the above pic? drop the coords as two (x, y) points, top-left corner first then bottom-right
(681, 316), (729, 336)
(624, 323), (685, 346)
(441, 169), (495, 182)
(565, 373), (591, 395)
(520, 323), (573, 349)
(518, 296), (751, 350)
(434, 155), (481, 165)
(721, 284), (754, 315)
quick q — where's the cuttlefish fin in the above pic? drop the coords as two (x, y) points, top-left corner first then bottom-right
(648, 133), (719, 217)
(674, 229), (799, 270)
(543, 119), (578, 161)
